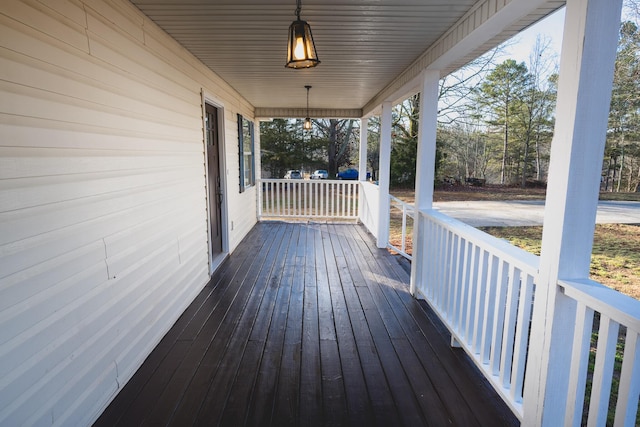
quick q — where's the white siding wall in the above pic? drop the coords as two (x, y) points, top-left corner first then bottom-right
(0, 0), (257, 425)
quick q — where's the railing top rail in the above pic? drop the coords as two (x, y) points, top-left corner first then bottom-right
(560, 278), (640, 331)
(420, 208), (539, 276)
(389, 194), (416, 214)
(258, 178), (358, 184)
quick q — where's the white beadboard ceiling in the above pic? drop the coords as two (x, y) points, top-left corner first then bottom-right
(130, 0), (565, 115)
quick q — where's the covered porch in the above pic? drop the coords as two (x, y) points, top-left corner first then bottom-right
(95, 222), (517, 426)
(2, 0), (639, 425)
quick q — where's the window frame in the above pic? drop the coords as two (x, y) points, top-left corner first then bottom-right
(238, 114), (255, 193)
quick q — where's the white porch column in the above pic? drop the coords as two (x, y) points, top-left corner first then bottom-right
(410, 70), (440, 296)
(358, 118), (368, 182)
(376, 102), (392, 248)
(358, 118), (369, 226)
(522, 0), (622, 425)
(254, 119), (262, 219)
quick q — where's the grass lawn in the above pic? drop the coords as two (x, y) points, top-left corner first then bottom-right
(389, 185), (640, 300)
(478, 224), (640, 300)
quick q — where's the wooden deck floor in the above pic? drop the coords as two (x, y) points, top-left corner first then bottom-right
(95, 222), (519, 427)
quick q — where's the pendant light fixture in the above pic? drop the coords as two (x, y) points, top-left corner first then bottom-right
(303, 85), (312, 130)
(286, 0), (320, 69)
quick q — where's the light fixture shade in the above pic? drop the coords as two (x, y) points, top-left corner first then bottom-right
(286, 20), (320, 69)
(303, 117), (312, 130)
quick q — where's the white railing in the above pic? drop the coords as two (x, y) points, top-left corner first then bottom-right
(258, 179), (359, 220)
(388, 195), (414, 260)
(558, 279), (640, 426)
(415, 209), (640, 424)
(415, 209), (538, 419)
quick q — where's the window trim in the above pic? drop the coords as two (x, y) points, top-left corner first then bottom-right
(238, 114), (255, 193)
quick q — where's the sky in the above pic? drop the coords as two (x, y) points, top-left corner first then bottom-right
(502, 7), (566, 64)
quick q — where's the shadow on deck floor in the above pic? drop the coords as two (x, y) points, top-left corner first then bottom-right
(95, 222), (519, 427)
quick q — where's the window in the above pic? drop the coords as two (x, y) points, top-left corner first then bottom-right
(238, 114), (255, 192)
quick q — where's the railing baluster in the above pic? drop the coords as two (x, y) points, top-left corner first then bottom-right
(472, 249), (489, 354)
(303, 181), (307, 216)
(345, 182), (351, 217)
(442, 230), (453, 318)
(274, 181), (278, 216)
(318, 181), (322, 216)
(284, 181), (289, 216)
(511, 273), (534, 402)
(276, 181), (280, 216)
(305, 181), (310, 216)
(500, 265), (520, 389)
(588, 315), (620, 426)
(412, 210), (640, 423)
(464, 244), (480, 343)
(490, 259), (509, 376)
(289, 181), (294, 216)
(458, 240), (472, 336)
(452, 236), (465, 330)
(432, 224), (443, 306)
(480, 254), (499, 364)
(301, 181), (305, 216)
(564, 302), (595, 426)
(294, 181), (298, 216)
(401, 202), (407, 254)
(314, 181), (318, 216)
(352, 182), (357, 217)
(341, 182), (345, 217)
(614, 330), (640, 427)
(428, 221), (438, 301)
(446, 233), (459, 323)
(296, 181), (299, 215)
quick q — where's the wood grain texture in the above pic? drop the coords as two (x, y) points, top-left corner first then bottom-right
(95, 222), (519, 427)
(0, 0), (257, 425)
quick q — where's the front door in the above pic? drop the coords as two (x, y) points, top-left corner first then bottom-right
(205, 103), (223, 256)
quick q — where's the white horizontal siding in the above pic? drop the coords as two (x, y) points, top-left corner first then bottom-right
(223, 111), (258, 251)
(0, 0), (256, 425)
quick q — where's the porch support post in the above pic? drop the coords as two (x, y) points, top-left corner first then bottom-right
(522, 0), (622, 425)
(254, 119), (262, 219)
(358, 117), (368, 224)
(358, 118), (368, 182)
(410, 70), (439, 296)
(376, 102), (392, 248)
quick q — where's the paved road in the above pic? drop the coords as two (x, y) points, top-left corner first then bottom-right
(431, 200), (640, 227)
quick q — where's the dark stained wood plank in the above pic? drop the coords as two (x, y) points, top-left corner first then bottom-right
(95, 224), (269, 427)
(343, 224), (478, 426)
(218, 224), (294, 427)
(322, 226), (400, 427)
(95, 222), (519, 427)
(350, 224), (519, 426)
(339, 226), (457, 423)
(146, 224), (282, 426)
(244, 225), (300, 426)
(298, 225), (323, 427)
(318, 224), (348, 426)
(271, 225), (307, 427)
(271, 254), (305, 427)
(248, 224), (295, 342)
(327, 259), (375, 426)
(320, 225), (375, 427)
(193, 223), (289, 425)
(316, 225), (336, 342)
(354, 284), (430, 427)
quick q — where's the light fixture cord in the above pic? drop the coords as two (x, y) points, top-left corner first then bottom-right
(295, 0), (301, 19)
